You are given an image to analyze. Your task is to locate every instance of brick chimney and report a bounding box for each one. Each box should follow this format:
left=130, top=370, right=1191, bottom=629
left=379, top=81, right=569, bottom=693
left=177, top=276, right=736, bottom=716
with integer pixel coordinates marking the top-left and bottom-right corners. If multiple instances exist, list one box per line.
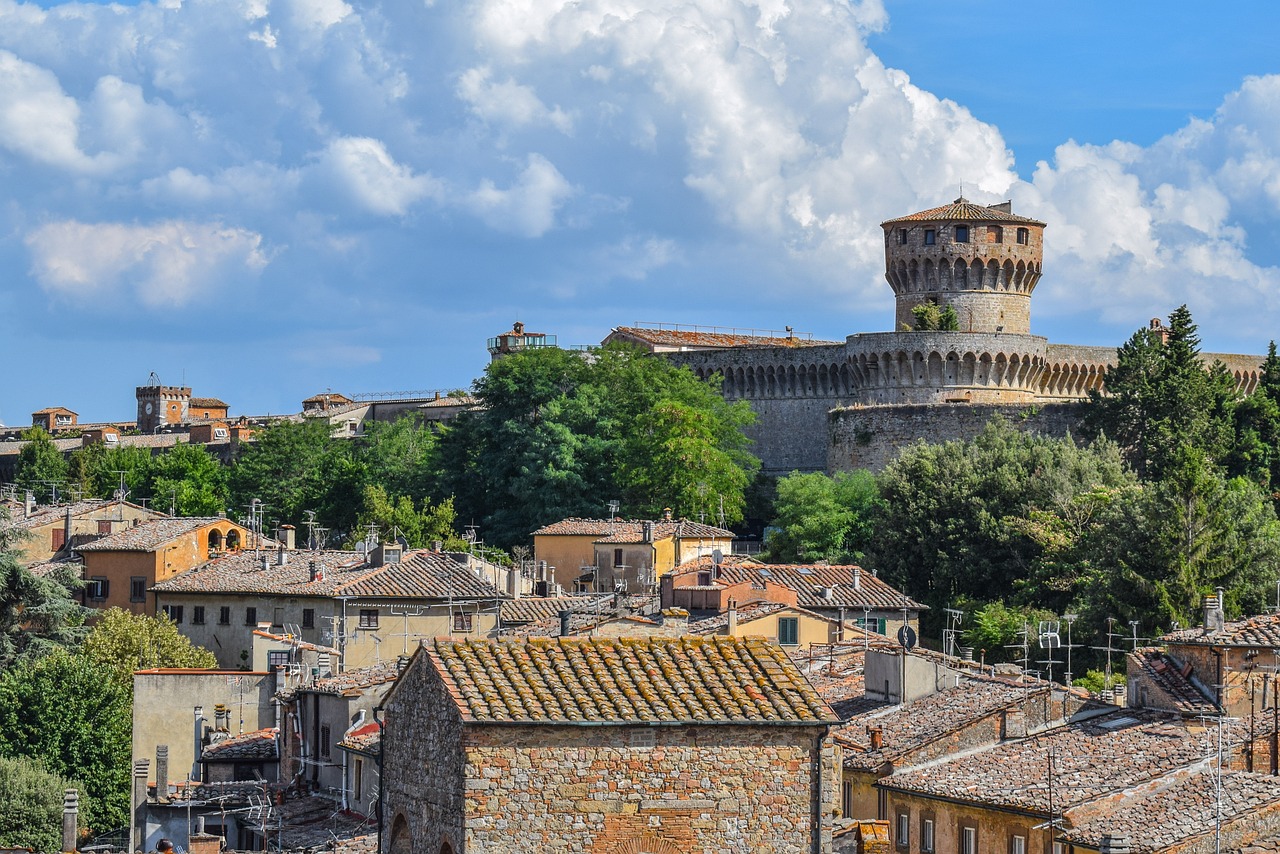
left=867, top=725, right=883, bottom=750
left=278, top=524, right=296, bottom=550
left=1203, top=591, right=1226, bottom=633
left=187, top=817, right=222, bottom=854
left=310, top=560, right=325, bottom=583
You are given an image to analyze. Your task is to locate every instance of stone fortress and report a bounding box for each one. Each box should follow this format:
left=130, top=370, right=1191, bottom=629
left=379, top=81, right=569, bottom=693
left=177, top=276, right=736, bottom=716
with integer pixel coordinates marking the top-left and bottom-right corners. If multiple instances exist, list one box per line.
left=607, top=198, right=1268, bottom=475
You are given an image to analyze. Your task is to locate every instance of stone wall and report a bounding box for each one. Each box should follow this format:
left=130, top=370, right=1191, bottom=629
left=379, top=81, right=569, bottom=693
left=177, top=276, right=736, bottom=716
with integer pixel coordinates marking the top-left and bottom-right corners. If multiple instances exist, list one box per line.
left=828, top=402, right=1087, bottom=473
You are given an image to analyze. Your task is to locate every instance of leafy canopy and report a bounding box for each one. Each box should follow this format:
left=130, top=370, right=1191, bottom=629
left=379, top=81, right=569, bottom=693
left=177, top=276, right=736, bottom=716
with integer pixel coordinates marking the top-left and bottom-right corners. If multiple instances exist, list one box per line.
left=81, top=608, right=217, bottom=683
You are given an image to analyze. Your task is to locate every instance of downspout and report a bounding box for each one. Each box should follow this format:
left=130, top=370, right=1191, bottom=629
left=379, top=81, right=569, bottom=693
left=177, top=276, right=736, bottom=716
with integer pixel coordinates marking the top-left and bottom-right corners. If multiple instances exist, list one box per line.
left=811, top=727, right=827, bottom=854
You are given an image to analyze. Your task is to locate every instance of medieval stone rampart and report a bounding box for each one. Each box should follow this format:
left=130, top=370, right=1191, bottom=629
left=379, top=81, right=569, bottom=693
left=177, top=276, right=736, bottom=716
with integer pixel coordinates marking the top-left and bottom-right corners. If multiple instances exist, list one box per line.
left=828, top=402, right=1088, bottom=473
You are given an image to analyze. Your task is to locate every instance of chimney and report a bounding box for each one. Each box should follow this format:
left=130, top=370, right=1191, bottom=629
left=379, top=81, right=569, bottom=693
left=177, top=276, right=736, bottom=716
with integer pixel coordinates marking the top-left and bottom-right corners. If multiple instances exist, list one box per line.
left=662, top=507, right=673, bottom=521
left=154, top=745, right=169, bottom=802
left=642, top=521, right=654, bottom=543
left=130, top=759, right=149, bottom=850
left=727, top=599, right=738, bottom=635
left=192, top=706, right=204, bottom=782
left=1113, top=682, right=1128, bottom=706
left=187, top=815, right=222, bottom=854
left=62, top=508, right=72, bottom=552
left=434, top=540, right=444, bottom=553
left=559, top=610, right=573, bottom=637
left=259, top=553, right=269, bottom=572
left=276, top=545, right=288, bottom=566
left=660, top=607, right=689, bottom=637
left=24, top=490, right=35, bottom=518
left=279, top=524, right=296, bottom=550
left=852, top=568, right=861, bottom=591
left=62, top=789, right=78, bottom=854
left=1100, top=835, right=1131, bottom=854
left=397, top=654, right=412, bottom=673
left=310, top=560, right=325, bottom=583
left=820, top=586, right=835, bottom=601
left=867, top=726, right=883, bottom=750
left=1003, top=709, right=1028, bottom=740
left=1203, top=592, right=1226, bottom=633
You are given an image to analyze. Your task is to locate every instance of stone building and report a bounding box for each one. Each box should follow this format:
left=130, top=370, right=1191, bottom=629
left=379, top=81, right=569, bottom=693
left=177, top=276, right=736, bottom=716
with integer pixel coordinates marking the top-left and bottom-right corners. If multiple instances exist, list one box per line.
left=5, top=497, right=164, bottom=564
left=380, top=635, right=842, bottom=854
left=630, top=198, right=1269, bottom=475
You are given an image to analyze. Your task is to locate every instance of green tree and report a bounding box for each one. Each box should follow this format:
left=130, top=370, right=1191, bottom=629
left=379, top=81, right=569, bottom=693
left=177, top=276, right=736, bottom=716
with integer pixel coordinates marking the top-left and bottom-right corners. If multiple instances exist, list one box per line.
left=910, top=303, right=959, bottom=331
left=0, top=755, right=81, bottom=854
left=80, top=608, right=217, bottom=682
left=352, top=485, right=423, bottom=548
left=147, top=443, right=228, bottom=516
left=962, top=600, right=1056, bottom=664
left=355, top=417, right=440, bottom=501
left=765, top=470, right=881, bottom=563
left=229, top=419, right=363, bottom=541
left=0, top=650, right=131, bottom=833
left=420, top=497, right=471, bottom=552
left=1086, top=306, right=1235, bottom=480
left=14, top=428, right=69, bottom=503
left=67, top=444, right=154, bottom=502
left=0, top=514, right=92, bottom=669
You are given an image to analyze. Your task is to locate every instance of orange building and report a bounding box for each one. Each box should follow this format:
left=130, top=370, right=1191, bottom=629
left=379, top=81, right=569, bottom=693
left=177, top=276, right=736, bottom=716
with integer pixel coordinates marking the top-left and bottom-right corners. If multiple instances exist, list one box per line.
left=76, top=516, right=256, bottom=615
left=189, top=398, right=229, bottom=421
left=31, top=407, right=78, bottom=432
left=188, top=422, right=230, bottom=444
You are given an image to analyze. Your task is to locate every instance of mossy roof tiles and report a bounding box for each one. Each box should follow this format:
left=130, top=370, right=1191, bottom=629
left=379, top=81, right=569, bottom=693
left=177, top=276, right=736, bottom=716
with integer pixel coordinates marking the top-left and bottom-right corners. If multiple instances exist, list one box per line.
left=428, top=635, right=839, bottom=725
left=881, top=197, right=1046, bottom=226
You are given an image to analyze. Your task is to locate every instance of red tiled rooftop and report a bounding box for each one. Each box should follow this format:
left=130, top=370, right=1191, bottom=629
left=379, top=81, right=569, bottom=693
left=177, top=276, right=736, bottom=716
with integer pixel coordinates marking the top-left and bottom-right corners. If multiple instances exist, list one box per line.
left=532, top=517, right=734, bottom=540
left=880, top=197, right=1045, bottom=226
left=610, top=326, right=841, bottom=349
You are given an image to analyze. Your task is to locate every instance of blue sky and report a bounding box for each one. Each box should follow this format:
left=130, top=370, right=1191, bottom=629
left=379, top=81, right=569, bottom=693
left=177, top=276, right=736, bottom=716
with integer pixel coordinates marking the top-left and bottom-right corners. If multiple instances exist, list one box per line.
left=2, top=0, right=1280, bottom=424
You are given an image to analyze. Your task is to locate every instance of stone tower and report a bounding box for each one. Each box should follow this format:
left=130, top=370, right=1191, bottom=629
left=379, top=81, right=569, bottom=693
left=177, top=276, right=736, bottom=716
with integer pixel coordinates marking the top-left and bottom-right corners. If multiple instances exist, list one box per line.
left=880, top=198, right=1045, bottom=334
left=136, top=372, right=191, bottom=433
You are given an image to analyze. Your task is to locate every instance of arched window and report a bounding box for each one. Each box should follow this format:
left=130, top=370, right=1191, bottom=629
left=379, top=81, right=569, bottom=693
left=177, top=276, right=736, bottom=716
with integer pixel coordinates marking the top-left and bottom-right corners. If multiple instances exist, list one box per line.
left=208, top=530, right=223, bottom=553
left=225, top=530, right=241, bottom=550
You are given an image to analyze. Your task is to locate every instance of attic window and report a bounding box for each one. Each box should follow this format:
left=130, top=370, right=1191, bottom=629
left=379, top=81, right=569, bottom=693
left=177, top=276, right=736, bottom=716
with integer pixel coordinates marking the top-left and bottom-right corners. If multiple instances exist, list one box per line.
left=213, top=428, right=228, bottom=440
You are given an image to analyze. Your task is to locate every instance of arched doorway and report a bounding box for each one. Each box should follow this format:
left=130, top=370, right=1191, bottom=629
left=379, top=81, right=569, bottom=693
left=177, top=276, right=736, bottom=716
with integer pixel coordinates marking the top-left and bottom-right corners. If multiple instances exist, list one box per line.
left=388, top=814, right=411, bottom=854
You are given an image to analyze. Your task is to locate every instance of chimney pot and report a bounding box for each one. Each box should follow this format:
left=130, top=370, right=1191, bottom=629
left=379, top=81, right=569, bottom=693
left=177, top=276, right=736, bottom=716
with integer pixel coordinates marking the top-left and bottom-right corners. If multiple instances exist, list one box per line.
left=154, top=745, right=169, bottom=802
left=277, top=545, right=287, bottom=566
left=62, top=789, right=78, bottom=854
left=852, top=567, right=861, bottom=591
left=867, top=726, right=883, bottom=750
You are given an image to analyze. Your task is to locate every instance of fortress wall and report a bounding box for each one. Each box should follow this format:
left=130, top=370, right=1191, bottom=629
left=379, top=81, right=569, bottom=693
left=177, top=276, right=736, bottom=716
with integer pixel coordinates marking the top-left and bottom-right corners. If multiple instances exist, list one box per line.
left=828, top=401, right=1088, bottom=473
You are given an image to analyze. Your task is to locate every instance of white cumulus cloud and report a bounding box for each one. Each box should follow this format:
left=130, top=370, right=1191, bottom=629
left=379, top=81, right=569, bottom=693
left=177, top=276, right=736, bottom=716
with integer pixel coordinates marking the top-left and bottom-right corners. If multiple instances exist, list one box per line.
left=315, top=136, right=441, bottom=217
left=465, top=153, right=575, bottom=237
left=26, top=219, right=270, bottom=307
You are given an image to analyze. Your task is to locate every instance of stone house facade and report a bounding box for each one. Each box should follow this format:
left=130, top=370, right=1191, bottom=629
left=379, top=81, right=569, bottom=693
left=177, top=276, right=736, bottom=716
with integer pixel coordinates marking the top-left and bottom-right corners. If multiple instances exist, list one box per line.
left=381, top=635, right=842, bottom=853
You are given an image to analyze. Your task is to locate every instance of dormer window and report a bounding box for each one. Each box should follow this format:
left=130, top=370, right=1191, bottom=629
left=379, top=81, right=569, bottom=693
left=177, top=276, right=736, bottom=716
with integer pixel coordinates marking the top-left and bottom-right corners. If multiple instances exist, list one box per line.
left=1017, top=227, right=1029, bottom=244
left=954, top=226, right=970, bottom=243
left=923, top=229, right=936, bottom=246
left=213, top=428, right=228, bottom=440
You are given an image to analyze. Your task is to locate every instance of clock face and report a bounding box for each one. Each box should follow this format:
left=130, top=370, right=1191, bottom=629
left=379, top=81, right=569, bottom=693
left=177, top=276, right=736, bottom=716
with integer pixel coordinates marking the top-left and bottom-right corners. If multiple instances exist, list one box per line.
left=145, top=402, right=153, bottom=414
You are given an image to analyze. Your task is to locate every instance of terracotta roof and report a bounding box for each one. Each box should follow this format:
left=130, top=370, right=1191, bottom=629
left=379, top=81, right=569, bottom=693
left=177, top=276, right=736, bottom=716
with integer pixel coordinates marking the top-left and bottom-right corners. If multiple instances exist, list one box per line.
left=1063, top=768, right=1280, bottom=853
left=201, top=728, right=278, bottom=762
left=11, top=499, right=157, bottom=530
left=189, top=397, right=228, bottom=408
left=24, top=557, right=83, bottom=578
left=880, top=197, right=1046, bottom=226
left=75, top=516, right=227, bottom=551
left=532, top=517, right=734, bottom=540
left=880, top=710, right=1211, bottom=812
left=609, top=326, right=841, bottom=349
left=338, top=721, right=381, bottom=754
left=306, top=662, right=400, bottom=695
left=500, top=595, right=615, bottom=624
left=426, top=636, right=840, bottom=725
left=675, top=560, right=926, bottom=612
left=32, top=406, right=77, bottom=415
left=1127, top=648, right=1217, bottom=715
left=1162, top=613, right=1280, bottom=648
left=153, top=548, right=502, bottom=600
left=837, top=677, right=1052, bottom=770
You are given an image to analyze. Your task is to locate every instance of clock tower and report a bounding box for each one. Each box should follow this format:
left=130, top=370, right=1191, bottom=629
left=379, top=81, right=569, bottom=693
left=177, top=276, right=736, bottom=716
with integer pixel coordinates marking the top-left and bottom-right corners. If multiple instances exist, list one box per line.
left=136, top=373, right=192, bottom=433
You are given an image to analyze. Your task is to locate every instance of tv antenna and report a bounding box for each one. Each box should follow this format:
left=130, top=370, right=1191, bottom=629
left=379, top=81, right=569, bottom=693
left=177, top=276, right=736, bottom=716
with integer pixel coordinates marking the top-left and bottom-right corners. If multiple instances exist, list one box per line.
left=942, top=607, right=964, bottom=659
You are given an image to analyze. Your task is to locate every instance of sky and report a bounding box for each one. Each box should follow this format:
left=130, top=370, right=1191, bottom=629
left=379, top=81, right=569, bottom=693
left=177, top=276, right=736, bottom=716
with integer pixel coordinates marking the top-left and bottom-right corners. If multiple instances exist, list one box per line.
left=2, top=0, right=1280, bottom=423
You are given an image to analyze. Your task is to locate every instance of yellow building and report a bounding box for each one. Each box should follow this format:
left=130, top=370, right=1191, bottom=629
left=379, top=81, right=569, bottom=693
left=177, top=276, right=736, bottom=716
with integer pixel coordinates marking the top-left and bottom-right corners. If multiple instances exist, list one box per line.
left=689, top=601, right=848, bottom=651
left=8, top=498, right=166, bottom=565
left=532, top=515, right=734, bottom=592
left=76, top=516, right=257, bottom=615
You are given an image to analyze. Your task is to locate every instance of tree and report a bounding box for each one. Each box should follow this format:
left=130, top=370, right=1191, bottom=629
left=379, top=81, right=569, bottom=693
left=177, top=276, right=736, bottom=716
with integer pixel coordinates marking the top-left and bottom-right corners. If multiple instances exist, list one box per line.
left=442, top=344, right=758, bottom=547
left=0, top=755, right=81, bottom=854
left=962, top=601, right=1056, bottom=664
left=1086, top=306, right=1235, bottom=480
left=147, top=443, right=228, bottom=516
left=0, top=650, right=131, bottom=833
left=352, top=485, right=423, bottom=548
left=910, top=303, right=959, bottom=331
left=765, top=470, right=881, bottom=563
left=0, top=513, right=92, bottom=669
left=67, top=444, right=154, bottom=502
left=14, top=428, right=69, bottom=503
left=229, top=419, right=363, bottom=542
left=80, top=608, right=217, bottom=682
left=355, top=417, right=440, bottom=502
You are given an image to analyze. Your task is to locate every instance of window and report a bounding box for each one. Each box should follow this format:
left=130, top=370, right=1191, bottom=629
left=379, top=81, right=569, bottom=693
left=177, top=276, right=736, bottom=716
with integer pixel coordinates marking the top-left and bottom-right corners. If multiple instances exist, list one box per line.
left=267, top=650, right=290, bottom=670
left=988, top=225, right=1003, bottom=243
left=354, top=757, right=363, bottom=796
left=359, top=610, right=379, bottom=629
left=1010, top=835, right=1026, bottom=854
left=219, top=606, right=231, bottom=625
left=961, top=826, right=977, bottom=854
left=1017, top=227, right=1029, bottom=244
left=697, top=571, right=712, bottom=586
left=302, top=608, right=315, bottom=629
left=51, top=529, right=65, bottom=551
left=898, top=228, right=908, bottom=244
left=273, top=607, right=284, bottom=628
left=87, top=577, right=109, bottom=601
left=320, top=725, right=331, bottom=759
left=192, top=606, right=206, bottom=625
left=98, top=520, right=112, bottom=535
left=130, top=577, right=146, bottom=602
left=613, top=548, right=624, bottom=568
left=896, top=813, right=910, bottom=849
left=841, top=781, right=853, bottom=819
left=954, top=225, right=970, bottom=243
left=778, top=617, right=799, bottom=646
left=162, top=604, right=184, bottom=624
left=213, top=428, right=228, bottom=440
left=245, top=606, right=257, bottom=625
left=453, top=612, right=474, bottom=632
left=924, top=229, right=936, bottom=245
left=922, top=819, right=935, bottom=853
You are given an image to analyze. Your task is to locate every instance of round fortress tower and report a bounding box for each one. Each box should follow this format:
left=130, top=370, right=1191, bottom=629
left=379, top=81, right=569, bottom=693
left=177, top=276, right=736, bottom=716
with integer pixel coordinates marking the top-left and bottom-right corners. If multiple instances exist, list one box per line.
left=880, top=198, right=1045, bottom=335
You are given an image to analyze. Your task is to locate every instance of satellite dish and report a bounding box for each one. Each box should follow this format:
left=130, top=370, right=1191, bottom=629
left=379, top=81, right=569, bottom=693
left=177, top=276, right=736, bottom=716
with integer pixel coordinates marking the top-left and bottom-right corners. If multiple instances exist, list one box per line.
left=355, top=541, right=368, bottom=556
left=897, top=625, right=918, bottom=650
left=711, top=549, right=723, bottom=565
left=396, top=535, right=409, bottom=550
